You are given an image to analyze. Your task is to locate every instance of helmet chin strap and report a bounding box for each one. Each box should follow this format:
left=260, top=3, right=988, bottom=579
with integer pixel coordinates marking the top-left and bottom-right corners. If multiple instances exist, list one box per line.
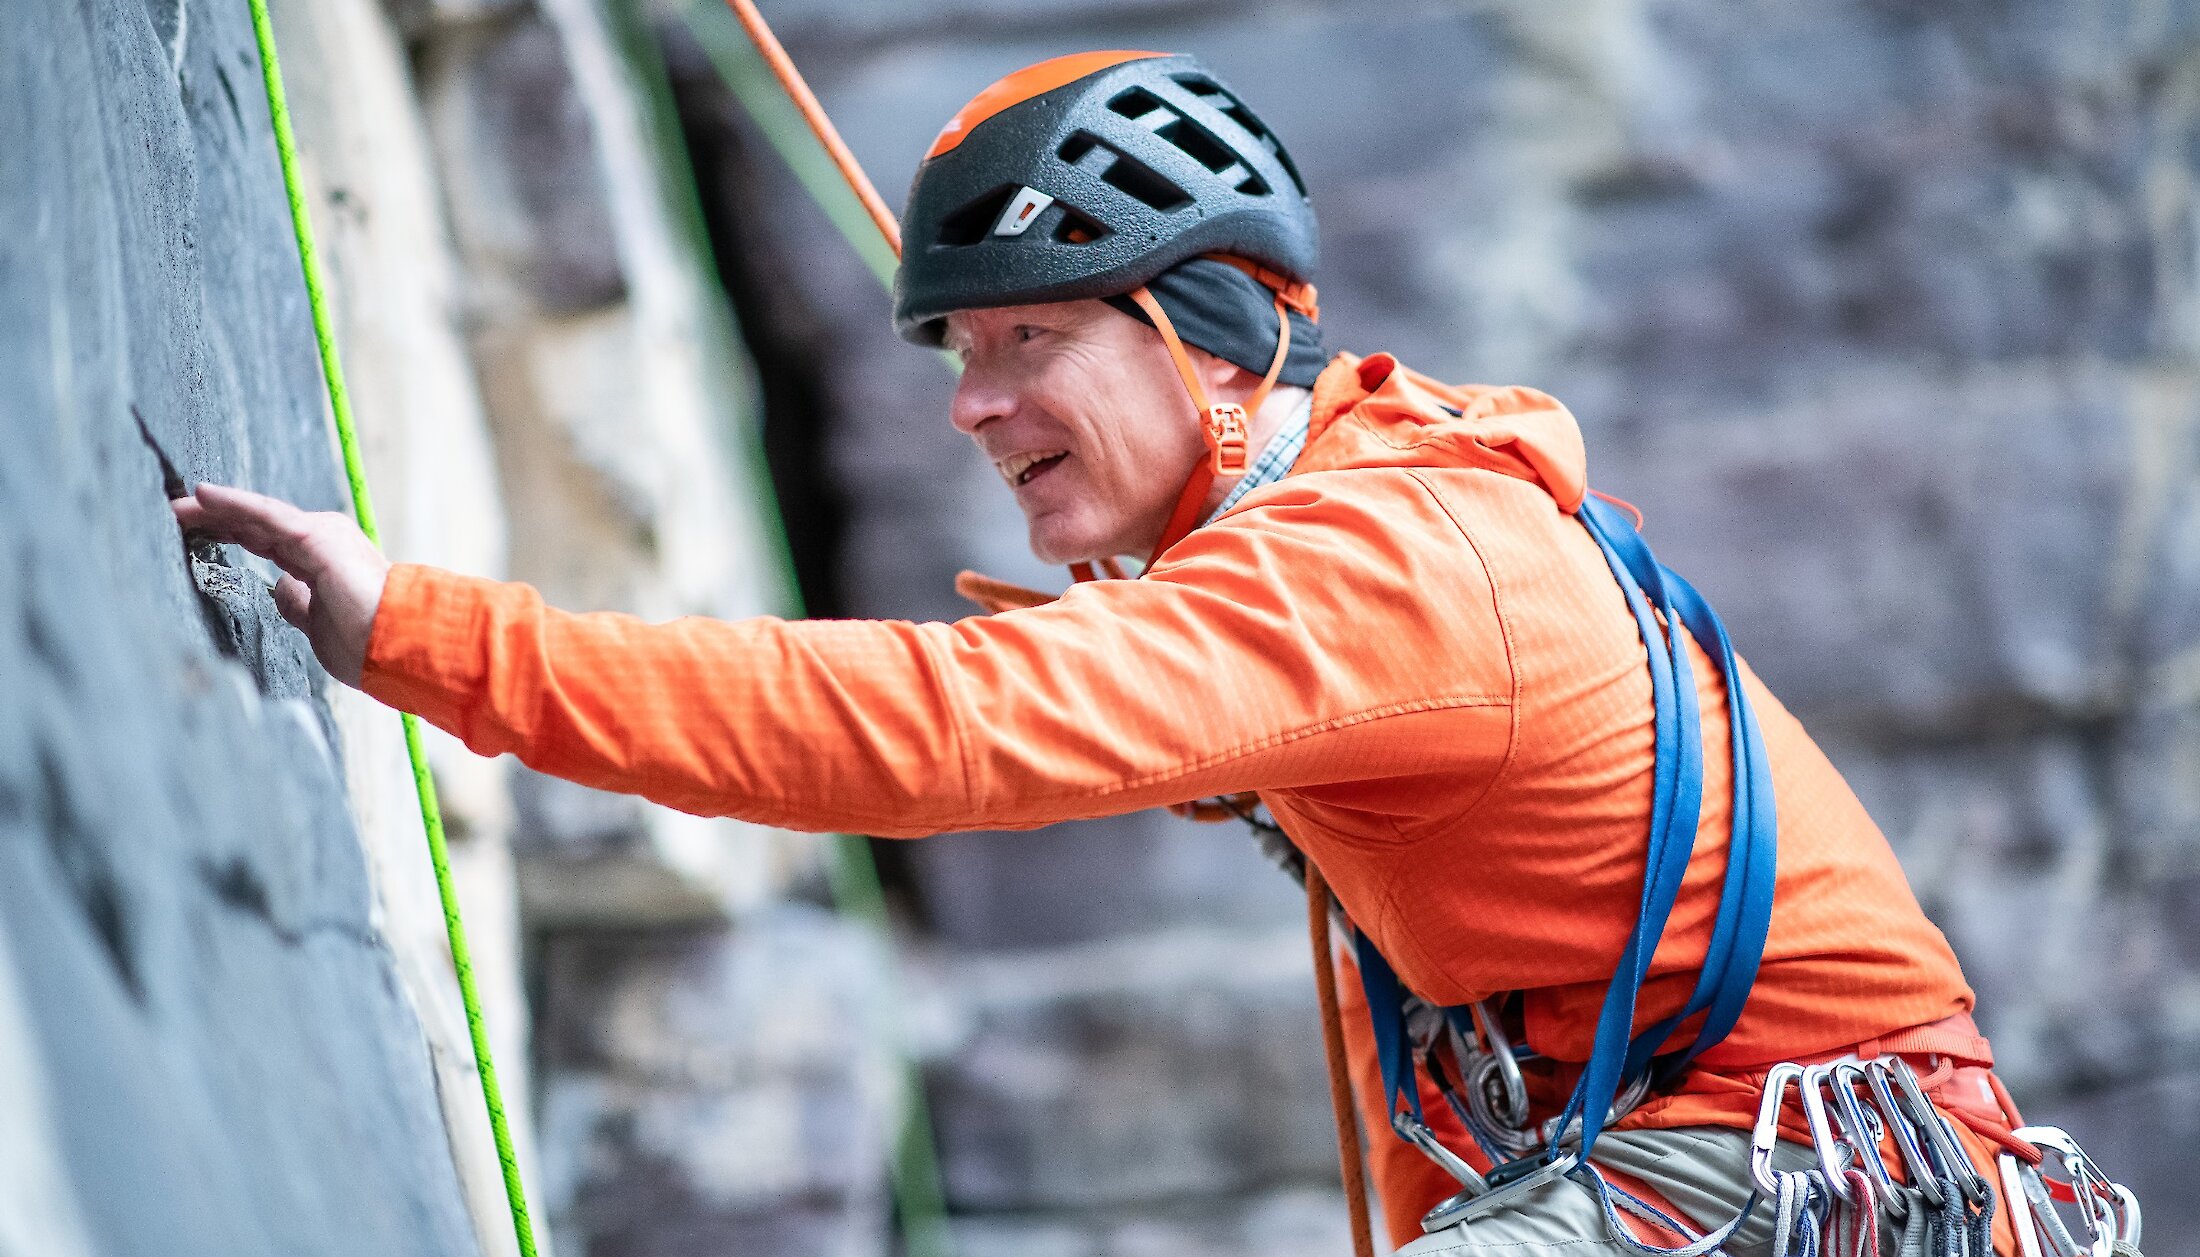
left=1069, top=283, right=1294, bottom=583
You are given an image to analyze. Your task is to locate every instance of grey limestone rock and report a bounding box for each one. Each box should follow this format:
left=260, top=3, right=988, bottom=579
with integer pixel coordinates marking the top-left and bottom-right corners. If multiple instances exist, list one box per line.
left=0, top=0, right=484, bottom=1252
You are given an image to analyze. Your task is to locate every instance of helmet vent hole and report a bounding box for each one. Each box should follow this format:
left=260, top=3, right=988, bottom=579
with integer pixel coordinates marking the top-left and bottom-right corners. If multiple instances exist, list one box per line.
left=1057, top=132, right=1113, bottom=173
left=1171, top=74, right=1308, bottom=198
left=1053, top=206, right=1109, bottom=245
left=1107, top=87, right=1171, bottom=123
left=1155, top=117, right=1235, bottom=176
left=935, top=184, right=1019, bottom=247
left=1095, top=145, right=1191, bottom=212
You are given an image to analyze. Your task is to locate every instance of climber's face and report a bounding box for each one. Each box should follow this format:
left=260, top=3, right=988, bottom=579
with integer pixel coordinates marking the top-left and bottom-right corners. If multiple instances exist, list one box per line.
left=945, top=300, right=1219, bottom=565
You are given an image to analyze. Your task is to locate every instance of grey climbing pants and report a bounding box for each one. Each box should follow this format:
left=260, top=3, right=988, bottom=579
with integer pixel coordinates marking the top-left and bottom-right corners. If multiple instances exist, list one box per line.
left=1396, top=1127, right=1933, bottom=1257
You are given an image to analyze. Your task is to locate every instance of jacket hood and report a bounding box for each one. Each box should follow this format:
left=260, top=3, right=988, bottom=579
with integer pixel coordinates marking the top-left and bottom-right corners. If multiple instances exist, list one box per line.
left=1296, top=352, right=1588, bottom=513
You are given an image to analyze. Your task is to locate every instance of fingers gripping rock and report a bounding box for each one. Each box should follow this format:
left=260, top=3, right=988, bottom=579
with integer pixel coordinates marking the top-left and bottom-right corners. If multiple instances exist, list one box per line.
left=172, top=483, right=391, bottom=688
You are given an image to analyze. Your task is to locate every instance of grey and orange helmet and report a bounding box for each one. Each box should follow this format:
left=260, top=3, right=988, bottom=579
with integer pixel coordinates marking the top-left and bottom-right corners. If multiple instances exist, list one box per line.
left=893, top=50, right=1319, bottom=346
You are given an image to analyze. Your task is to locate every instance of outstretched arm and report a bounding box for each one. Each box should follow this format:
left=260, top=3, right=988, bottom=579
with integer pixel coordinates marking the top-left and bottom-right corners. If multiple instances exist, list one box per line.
left=175, top=479, right=1513, bottom=836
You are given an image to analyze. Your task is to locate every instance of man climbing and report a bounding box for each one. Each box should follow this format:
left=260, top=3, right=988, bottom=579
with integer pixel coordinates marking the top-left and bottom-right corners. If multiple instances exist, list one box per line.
left=176, top=51, right=2137, bottom=1257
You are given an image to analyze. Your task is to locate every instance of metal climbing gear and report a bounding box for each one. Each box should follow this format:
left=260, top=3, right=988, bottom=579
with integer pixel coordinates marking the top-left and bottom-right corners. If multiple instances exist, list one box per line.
left=1833, top=1063, right=1900, bottom=1198
left=1866, top=1060, right=1946, bottom=1212
left=1802, top=1064, right=1860, bottom=1199
left=1999, top=1126, right=2142, bottom=1257
left=1756, top=1056, right=1989, bottom=1257
left=1886, top=1057, right=1996, bottom=1208
left=1466, top=1000, right=1531, bottom=1129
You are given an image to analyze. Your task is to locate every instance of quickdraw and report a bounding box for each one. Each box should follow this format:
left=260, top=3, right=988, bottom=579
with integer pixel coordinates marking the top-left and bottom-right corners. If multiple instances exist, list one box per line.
left=1747, top=1057, right=2150, bottom=1257
left=2000, top=1126, right=2143, bottom=1257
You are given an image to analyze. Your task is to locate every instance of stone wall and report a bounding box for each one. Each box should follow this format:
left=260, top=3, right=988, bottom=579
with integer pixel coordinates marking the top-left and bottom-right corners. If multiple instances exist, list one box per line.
left=657, top=0, right=2200, bottom=1251
left=3, top=1, right=885, bottom=1255
left=1, top=1, right=488, bottom=1252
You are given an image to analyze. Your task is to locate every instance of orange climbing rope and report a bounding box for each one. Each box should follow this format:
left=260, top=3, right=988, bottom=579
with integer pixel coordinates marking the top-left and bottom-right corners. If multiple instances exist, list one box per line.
left=1308, top=864, right=1379, bottom=1257
left=719, top=0, right=902, bottom=258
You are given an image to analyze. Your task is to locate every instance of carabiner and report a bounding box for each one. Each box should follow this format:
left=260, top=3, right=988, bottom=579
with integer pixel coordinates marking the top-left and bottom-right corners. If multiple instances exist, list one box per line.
left=1799, top=1064, right=1855, bottom=1200
left=1468, top=999, right=1530, bottom=1128
left=1537, top=1071, right=1654, bottom=1149
left=1752, top=1062, right=1807, bottom=1197
left=2015, top=1125, right=2139, bottom=1255
left=1393, top=1110, right=1491, bottom=1197
left=1830, top=1062, right=1897, bottom=1194
left=1862, top=1060, right=1944, bottom=1209
left=2000, top=1152, right=2049, bottom=1257
left=2011, top=1152, right=2089, bottom=1257
left=1885, top=1057, right=1993, bottom=1206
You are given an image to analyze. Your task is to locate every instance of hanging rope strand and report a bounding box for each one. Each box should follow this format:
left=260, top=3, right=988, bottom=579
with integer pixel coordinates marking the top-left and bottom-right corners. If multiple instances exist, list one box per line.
left=719, top=0, right=902, bottom=257
left=1307, top=865, right=1378, bottom=1257
left=242, top=2, right=538, bottom=1253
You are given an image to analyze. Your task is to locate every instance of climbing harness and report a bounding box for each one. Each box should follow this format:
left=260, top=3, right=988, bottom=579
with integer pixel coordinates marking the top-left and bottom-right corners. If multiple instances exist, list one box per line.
left=1328, top=487, right=1780, bottom=1247
left=243, top=1, right=537, bottom=1251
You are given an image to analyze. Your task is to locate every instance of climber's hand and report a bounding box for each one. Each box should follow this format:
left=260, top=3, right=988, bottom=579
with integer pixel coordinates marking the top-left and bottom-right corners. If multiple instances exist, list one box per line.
left=171, top=483, right=389, bottom=687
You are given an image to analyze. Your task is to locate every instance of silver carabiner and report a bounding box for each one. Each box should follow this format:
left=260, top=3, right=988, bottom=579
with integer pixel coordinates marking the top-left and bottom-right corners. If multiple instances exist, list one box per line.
left=2013, top=1152, right=2089, bottom=1257
left=2014, top=1125, right=2140, bottom=1255
left=1885, top=1056, right=1993, bottom=1206
left=1393, top=1110, right=1491, bottom=1197
left=1862, top=1060, right=1944, bottom=1209
left=1534, top=1069, right=1656, bottom=1151
left=2000, top=1152, right=2050, bottom=1257
left=1468, top=999, right=1530, bottom=1128
left=1830, top=1062, right=1898, bottom=1194
left=1799, top=1064, right=1855, bottom=1200
left=1752, top=1063, right=1807, bottom=1197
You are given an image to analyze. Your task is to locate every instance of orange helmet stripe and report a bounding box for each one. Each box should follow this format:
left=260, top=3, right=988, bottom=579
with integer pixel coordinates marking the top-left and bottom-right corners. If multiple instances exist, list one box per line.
left=926, top=50, right=1169, bottom=159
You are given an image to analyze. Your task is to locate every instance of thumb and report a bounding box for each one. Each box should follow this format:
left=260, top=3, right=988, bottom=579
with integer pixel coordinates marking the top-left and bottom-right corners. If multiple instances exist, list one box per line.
left=273, top=573, right=313, bottom=630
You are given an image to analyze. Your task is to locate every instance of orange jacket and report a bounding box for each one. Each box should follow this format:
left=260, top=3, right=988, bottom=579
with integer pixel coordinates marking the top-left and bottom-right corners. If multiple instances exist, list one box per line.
left=365, top=351, right=2001, bottom=1246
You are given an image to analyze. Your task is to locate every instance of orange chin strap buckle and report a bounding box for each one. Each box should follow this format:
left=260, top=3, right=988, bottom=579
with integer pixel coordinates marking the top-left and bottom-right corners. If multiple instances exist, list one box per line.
left=1206, top=403, right=1250, bottom=476
left=1101, top=277, right=1296, bottom=578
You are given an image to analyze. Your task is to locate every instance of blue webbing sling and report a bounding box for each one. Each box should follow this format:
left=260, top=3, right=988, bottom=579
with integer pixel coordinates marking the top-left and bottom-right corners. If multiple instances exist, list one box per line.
left=1352, top=490, right=1780, bottom=1230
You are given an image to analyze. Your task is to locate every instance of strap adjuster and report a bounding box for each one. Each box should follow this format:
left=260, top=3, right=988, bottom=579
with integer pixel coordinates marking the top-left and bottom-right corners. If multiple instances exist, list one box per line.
left=1206, top=404, right=1250, bottom=475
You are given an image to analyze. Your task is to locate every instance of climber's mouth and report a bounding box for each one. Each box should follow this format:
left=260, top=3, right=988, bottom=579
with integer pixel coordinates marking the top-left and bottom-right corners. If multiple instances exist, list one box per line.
left=997, top=449, right=1068, bottom=489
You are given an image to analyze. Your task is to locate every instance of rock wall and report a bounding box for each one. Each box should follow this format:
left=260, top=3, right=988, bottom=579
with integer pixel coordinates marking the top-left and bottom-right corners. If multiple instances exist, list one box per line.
left=657, top=0, right=2200, bottom=1251
left=3, top=1, right=875, bottom=1255
left=0, top=1, right=486, bottom=1252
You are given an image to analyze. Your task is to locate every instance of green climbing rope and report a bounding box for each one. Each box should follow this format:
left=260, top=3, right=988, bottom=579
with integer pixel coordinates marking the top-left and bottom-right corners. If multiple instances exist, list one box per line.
left=243, top=3, right=539, bottom=1254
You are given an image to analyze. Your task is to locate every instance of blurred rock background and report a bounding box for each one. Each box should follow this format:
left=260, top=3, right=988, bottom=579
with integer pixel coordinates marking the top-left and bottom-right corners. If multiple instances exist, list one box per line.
left=3, top=1, right=2195, bottom=1256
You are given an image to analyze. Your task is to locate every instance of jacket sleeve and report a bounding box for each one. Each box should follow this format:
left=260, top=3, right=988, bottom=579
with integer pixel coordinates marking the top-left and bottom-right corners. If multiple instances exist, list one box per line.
left=360, top=475, right=1515, bottom=836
